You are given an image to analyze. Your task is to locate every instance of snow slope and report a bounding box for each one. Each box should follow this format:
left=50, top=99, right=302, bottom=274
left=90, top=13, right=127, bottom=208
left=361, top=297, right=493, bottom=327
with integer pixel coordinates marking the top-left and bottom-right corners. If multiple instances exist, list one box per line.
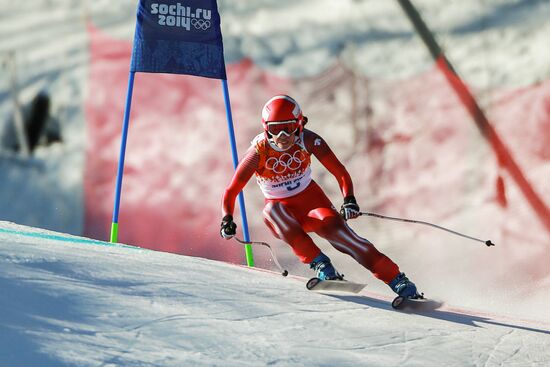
left=1, top=221, right=549, bottom=367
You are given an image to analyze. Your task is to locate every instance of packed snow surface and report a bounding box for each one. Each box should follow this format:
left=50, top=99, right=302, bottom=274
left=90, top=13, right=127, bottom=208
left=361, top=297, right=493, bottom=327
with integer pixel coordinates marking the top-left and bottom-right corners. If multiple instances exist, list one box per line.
left=1, top=221, right=549, bottom=366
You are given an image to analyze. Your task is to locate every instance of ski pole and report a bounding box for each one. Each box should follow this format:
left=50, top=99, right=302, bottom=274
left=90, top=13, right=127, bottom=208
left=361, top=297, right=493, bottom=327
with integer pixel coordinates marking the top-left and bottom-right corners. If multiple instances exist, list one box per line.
left=233, top=237, right=289, bottom=276
left=359, top=212, right=495, bottom=247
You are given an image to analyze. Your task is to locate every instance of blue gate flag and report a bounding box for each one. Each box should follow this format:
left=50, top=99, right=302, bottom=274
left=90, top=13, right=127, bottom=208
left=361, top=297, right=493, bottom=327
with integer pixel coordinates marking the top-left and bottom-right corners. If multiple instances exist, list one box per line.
left=131, top=0, right=227, bottom=79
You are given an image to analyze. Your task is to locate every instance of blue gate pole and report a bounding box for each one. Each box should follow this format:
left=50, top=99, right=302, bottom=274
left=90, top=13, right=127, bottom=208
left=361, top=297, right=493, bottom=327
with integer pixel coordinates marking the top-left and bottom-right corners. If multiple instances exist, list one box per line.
left=221, top=79, right=254, bottom=266
left=110, top=71, right=136, bottom=243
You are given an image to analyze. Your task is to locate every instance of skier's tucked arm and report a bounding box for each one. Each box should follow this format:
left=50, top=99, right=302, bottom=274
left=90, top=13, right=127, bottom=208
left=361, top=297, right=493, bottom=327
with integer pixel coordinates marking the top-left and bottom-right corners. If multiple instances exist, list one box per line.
left=222, top=145, right=259, bottom=216
left=305, top=131, right=360, bottom=220
left=305, top=131, right=353, bottom=197
left=220, top=146, right=259, bottom=238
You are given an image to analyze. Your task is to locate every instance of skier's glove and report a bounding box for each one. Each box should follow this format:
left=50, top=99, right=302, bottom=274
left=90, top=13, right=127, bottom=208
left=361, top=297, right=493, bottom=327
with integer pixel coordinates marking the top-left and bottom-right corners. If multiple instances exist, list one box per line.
left=340, top=196, right=360, bottom=221
left=220, top=214, right=237, bottom=240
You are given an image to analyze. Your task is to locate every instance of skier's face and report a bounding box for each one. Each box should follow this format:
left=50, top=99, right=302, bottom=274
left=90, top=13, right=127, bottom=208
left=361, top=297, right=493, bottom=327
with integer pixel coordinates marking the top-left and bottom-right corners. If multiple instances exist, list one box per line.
left=271, top=133, right=294, bottom=150
left=267, top=120, right=298, bottom=150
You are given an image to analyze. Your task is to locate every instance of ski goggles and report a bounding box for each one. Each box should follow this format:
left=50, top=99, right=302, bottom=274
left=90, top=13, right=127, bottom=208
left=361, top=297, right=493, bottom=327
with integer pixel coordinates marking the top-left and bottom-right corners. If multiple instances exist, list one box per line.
left=266, top=120, right=299, bottom=138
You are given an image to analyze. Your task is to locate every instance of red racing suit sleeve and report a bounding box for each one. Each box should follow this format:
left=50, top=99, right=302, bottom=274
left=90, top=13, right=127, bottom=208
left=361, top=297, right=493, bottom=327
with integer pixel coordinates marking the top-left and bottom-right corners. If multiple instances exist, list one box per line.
left=222, top=145, right=260, bottom=216
left=304, top=130, right=354, bottom=198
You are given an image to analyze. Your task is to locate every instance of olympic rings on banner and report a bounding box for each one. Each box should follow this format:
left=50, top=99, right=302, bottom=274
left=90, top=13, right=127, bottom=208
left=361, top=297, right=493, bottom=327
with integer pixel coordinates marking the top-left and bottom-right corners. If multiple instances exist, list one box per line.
left=191, top=19, right=211, bottom=30
left=265, top=151, right=307, bottom=174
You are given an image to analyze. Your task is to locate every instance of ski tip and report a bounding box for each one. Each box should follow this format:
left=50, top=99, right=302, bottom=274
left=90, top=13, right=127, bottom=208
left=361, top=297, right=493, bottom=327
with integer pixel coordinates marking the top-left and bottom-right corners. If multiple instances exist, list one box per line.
left=391, top=296, right=404, bottom=309
left=306, top=277, right=320, bottom=290
left=392, top=293, right=425, bottom=309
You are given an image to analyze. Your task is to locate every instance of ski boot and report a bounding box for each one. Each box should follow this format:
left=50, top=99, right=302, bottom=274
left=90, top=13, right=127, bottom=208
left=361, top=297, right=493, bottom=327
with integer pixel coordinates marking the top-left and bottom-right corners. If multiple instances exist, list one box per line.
left=389, top=272, right=423, bottom=309
left=306, top=252, right=357, bottom=291
left=309, top=253, right=343, bottom=281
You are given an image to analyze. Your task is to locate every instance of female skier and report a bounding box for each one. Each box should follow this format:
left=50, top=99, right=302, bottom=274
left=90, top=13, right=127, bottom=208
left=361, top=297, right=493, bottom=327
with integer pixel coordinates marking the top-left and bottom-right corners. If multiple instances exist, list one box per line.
left=220, top=95, right=418, bottom=298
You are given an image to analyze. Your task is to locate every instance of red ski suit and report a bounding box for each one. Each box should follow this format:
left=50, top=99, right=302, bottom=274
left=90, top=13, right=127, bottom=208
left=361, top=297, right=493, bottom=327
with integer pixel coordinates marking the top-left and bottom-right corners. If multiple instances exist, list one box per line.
left=222, top=129, right=400, bottom=284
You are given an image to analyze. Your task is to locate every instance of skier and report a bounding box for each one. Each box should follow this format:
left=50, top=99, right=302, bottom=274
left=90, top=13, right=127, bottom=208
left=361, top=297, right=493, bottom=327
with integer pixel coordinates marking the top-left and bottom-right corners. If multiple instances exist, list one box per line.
left=220, top=95, right=418, bottom=298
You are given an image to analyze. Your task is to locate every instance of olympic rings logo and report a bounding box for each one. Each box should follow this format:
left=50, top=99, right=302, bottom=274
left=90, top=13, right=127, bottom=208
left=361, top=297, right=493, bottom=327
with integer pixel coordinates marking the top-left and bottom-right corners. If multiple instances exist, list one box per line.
left=265, top=151, right=307, bottom=174
left=191, top=18, right=211, bottom=30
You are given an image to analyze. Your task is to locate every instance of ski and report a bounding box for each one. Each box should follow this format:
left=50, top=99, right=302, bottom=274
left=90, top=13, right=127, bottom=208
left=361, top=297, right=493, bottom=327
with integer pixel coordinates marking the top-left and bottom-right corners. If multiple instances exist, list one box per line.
left=306, top=277, right=366, bottom=294
left=391, top=292, right=426, bottom=309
